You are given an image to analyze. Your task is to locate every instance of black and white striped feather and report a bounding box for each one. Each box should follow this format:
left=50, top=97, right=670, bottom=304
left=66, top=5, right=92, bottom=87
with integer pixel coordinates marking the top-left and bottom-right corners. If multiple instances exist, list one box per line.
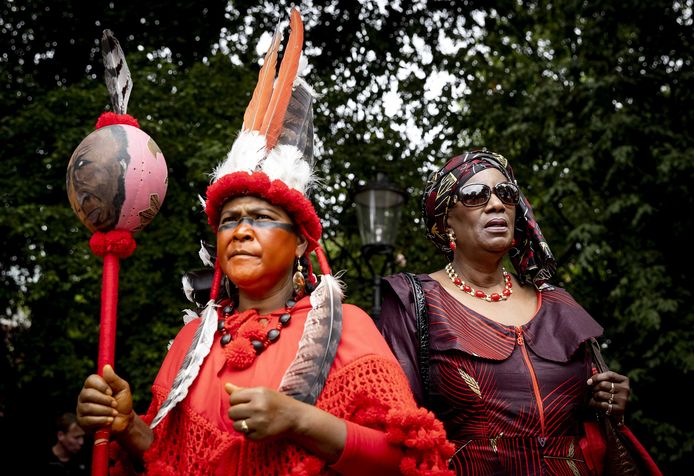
left=260, top=73, right=317, bottom=194
left=278, top=274, right=343, bottom=404
left=276, top=76, right=315, bottom=167
left=101, top=29, right=132, bottom=115
left=150, top=300, right=217, bottom=428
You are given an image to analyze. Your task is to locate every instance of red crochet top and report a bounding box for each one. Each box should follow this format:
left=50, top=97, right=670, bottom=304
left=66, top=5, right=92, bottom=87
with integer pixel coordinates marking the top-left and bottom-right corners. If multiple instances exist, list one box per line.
left=111, top=298, right=454, bottom=475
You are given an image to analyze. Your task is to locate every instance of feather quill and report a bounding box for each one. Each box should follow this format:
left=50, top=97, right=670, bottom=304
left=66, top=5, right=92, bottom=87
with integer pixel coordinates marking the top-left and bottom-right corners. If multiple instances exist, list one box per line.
left=101, top=30, right=132, bottom=115
left=150, top=301, right=218, bottom=428
left=278, top=274, right=343, bottom=404
left=243, top=26, right=283, bottom=132
left=260, top=8, right=304, bottom=151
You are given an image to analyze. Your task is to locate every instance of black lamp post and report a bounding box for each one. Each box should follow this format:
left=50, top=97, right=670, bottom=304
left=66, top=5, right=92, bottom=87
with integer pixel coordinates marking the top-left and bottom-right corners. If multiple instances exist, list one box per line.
left=354, top=173, right=406, bottom=321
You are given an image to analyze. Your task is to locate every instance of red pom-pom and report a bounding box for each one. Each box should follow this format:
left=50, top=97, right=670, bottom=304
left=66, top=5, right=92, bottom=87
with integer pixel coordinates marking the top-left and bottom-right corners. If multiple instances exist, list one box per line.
left=95, top=112, right=140, bottom=129
left=89, top=230, right=137, bottom=258
left=224, top=338, right=256, bottom=370
left=241, top=321, right=265, bottom=341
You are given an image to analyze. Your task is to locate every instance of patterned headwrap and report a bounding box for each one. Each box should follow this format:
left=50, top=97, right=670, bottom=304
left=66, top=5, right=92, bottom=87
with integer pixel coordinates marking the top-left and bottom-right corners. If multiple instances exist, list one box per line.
left=422, top=149, right=556, bottom=289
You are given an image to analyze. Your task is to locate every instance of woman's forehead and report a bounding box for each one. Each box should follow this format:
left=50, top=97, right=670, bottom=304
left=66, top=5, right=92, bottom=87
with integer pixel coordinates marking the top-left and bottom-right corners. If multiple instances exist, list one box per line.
left=462, top=167, right=507, bottom=185
left=221, top=196, right=290, bottom=218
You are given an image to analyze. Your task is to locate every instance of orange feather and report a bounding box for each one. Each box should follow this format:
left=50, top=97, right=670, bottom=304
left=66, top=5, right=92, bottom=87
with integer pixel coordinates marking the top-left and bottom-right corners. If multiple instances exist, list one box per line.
left=260, top=8, right=304, bottom=150
left=242, top=27, right=282, bottom=131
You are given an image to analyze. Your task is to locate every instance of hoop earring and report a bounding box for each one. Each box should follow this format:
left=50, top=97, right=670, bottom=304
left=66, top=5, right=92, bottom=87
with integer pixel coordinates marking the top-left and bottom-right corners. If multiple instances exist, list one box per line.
left=293, top=258, right=306, bottom=297
left=447, top=230, right=457, bottom=251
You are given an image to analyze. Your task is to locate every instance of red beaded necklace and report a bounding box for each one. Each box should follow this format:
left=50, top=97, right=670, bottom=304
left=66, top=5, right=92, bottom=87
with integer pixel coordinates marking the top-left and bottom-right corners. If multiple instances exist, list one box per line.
left=217, top=298, right=296, bottom=370
left=445, top=262, right=513, bottom=302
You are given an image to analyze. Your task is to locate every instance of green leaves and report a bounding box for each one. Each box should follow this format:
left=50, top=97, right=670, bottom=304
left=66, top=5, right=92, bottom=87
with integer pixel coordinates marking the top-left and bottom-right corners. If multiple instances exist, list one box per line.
left=1, top=1, right=692, bottom=471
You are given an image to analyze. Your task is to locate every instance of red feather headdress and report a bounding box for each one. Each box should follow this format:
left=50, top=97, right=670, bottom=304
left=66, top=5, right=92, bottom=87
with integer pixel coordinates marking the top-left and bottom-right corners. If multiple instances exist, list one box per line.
left=205, top=9, right=318, bottom=245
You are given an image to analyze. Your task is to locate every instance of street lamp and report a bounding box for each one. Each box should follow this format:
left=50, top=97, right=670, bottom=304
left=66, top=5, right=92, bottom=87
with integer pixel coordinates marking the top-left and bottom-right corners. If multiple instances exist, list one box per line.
left=354, top=173, right=406, bottom=321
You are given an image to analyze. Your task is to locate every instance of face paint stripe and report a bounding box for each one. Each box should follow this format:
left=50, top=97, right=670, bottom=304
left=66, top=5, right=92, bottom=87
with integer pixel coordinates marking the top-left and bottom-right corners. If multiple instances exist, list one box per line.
left=218, top=216, right=296, bottom=233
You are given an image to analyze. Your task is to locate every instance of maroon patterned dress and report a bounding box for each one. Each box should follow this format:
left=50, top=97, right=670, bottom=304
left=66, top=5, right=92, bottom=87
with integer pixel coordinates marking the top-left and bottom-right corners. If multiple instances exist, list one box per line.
left=380, top=273, right=603, bottom=475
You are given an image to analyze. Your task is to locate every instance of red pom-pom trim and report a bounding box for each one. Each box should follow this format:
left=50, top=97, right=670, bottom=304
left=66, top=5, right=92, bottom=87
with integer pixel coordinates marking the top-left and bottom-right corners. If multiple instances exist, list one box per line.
left=95, top=112, right=141, bottom=129
left=290, top=456, right=324, bottom=475
left=205, top=171, right=322, bottom=252
left=89, top=230, right=137, bottom=258
left=143, top=452, right=176, bottom=476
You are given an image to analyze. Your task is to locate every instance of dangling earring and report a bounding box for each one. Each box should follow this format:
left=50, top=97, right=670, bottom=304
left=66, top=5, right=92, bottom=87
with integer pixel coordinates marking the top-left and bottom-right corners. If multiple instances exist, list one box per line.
left=293, top=258, right=306, bottom=297
left=447, top=230, right=457, bottom=251
left=223, top=275, right=233, bottom=299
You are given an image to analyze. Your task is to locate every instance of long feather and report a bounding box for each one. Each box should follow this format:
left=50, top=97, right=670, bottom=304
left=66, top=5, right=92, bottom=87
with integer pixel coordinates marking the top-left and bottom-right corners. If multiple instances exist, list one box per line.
left=276, top=77, right=315, bottom=164
left=243, top=26, right=283, bottom=131
left=278, top=274, right=343, bottom=404
left=260, top=8, right=304, bottom=151
left=150, top=301, right=218, bottom=428
left=101, top=30, right=132, bottom=115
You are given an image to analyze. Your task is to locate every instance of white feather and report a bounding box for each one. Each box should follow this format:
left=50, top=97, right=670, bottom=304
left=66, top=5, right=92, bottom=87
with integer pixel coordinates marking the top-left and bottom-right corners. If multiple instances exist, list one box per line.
left=150, top=300, right=218, bottom=429
left=297, top=53, right=309, bottom=77
left=182, top=275, right=195, bottom=303
left=262, top=144, right=314, bottom=193
left=182, top=309, right=199, bottom=324
left=198, top=241, right=214, bottom=267
left=213, top=131, right=267, bottom=181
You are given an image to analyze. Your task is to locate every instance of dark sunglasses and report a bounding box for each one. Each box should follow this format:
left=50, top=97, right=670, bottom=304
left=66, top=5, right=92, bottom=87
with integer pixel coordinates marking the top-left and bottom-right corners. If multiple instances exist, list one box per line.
left=455, top=182, right=520, bottom=207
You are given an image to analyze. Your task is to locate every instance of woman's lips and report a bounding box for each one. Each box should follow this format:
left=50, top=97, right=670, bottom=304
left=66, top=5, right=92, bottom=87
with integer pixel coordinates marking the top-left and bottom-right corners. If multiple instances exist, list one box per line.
left=229, top=250, right=258, bottom=259
left=485, top=217, right=507, bottom=227
left=484, top=218, right=508, bottom=232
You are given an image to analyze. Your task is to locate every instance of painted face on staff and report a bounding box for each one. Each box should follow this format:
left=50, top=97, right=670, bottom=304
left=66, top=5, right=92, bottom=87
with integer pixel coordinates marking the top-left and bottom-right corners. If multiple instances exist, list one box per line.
left=217, top=196, right=307, bottom=297
left=66, top=126, right=129, bottom=232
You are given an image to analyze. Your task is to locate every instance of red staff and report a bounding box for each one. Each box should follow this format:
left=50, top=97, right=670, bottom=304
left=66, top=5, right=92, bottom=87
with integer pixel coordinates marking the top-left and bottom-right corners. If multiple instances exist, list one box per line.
left=66, top=30, right=168, bottom=475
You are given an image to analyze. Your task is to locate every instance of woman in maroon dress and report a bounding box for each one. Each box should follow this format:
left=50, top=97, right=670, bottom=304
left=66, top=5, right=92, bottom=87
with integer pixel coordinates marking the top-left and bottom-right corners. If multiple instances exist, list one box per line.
left=379, top=150, right=637, bottom=475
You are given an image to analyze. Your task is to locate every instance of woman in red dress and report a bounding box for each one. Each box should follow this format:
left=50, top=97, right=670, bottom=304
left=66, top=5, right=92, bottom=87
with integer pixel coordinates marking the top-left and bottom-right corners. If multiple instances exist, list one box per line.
left=75, top=9, right=453, bottom=475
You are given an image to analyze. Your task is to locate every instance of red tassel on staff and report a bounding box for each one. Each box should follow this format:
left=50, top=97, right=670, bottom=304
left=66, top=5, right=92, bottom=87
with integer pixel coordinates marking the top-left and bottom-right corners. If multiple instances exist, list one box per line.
left=89, top=230, right=136, bottom=476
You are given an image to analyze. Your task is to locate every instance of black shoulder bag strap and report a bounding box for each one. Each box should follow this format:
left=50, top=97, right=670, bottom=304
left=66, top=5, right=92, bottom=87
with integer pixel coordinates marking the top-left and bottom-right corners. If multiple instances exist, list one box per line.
left=402, top=272, right=430, bottom=405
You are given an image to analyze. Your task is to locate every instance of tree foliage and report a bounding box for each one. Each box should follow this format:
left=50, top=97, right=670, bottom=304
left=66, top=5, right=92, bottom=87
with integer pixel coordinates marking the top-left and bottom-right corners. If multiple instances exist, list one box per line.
left=1, top=0, right=692, bottom=471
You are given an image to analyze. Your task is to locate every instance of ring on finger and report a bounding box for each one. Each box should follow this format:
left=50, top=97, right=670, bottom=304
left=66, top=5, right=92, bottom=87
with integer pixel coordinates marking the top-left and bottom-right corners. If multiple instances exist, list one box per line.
left=606, top=403, right=613, bottom=416
left=610, top=382, right=615, bottom=394
left=608, top=393, right=614, bottom=405
left=240, top=419, right=249, bottom=433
